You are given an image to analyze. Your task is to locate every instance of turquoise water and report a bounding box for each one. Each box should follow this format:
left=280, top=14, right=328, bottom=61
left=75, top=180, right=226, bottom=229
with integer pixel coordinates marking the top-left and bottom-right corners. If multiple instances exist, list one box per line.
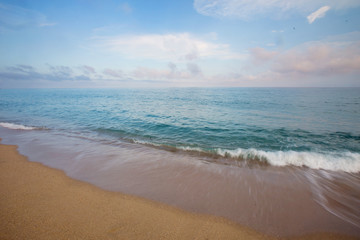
left=1, top=88, right=360, bottom=172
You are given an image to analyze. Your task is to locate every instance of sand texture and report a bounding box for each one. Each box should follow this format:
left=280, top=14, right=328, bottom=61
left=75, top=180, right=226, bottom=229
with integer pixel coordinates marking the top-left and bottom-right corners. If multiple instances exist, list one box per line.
left=0, top=142, right=357, bottom=240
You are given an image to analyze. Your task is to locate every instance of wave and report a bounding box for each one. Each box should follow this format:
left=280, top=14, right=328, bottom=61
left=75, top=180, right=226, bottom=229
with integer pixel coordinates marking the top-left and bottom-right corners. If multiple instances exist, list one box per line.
left=3, top=122, right=359, bottom=173
left=215, top=148, right=360, bottom=173
left=132, top=141, right=360, bottom=173
left=0, top=122, right=44, bottom=131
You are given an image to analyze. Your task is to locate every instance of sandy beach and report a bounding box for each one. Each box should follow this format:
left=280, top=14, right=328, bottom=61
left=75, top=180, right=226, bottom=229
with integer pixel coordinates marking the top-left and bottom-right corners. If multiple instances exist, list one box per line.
left=0, top=141, right=358, bottom=240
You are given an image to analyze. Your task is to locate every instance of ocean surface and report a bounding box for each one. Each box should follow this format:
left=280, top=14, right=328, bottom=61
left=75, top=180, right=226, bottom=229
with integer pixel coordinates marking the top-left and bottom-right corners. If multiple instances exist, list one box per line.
left=0, top=88, right=360, bottom=236
left=1, top=88, right=360, bottom=171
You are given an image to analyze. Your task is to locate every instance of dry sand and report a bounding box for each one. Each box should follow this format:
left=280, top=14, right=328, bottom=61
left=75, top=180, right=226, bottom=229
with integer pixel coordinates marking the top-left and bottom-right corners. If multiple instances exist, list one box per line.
left=0, top=141, right=357, bottom=240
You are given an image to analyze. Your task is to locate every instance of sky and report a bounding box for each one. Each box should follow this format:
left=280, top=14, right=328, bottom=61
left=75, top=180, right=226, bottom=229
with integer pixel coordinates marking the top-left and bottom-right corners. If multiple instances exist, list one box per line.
left=0, top=0, right=359, bottom=88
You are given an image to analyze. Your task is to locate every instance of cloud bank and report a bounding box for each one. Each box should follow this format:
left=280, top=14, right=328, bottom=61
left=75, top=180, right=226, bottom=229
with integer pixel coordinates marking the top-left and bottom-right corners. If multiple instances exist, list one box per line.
left=0, top=62, right=206, bottom=88
left=274, top=43, right=360, bottom=75
left=0, top=64, right=92, bottom=83
left=1, top=32, right=359, bottom=88
left=247, top=37, right=360, bottom=85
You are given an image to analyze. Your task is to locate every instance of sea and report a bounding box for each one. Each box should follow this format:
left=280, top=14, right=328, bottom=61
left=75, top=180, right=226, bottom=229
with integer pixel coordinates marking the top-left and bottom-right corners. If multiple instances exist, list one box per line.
left=0, top=88, right=359, bottom=236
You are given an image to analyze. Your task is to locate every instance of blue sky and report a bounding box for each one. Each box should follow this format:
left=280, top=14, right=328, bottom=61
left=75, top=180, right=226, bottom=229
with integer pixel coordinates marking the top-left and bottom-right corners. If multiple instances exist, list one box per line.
left=0, top=0, right=359, bottom=88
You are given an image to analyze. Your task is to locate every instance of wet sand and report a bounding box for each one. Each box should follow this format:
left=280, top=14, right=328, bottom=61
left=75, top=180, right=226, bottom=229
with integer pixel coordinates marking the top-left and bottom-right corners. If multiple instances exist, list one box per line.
left=0, top=141, right=358, bottom=240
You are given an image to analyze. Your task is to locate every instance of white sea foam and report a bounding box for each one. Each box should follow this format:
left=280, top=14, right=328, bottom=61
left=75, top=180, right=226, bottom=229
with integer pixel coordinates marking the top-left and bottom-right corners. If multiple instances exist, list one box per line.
left=177, top=146, right=204, bottom=152
left=130, top=140, right=360, bottom=173
left=0, top=122, right=39, bottom=130
left=215, top=148, right=360, bottom=173
left=132, top=139, right=162, bottom=147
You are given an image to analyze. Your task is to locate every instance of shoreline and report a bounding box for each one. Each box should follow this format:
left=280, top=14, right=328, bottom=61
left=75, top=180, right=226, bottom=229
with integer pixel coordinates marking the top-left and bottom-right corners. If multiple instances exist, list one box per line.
left=0, top=141, right=358, bottom=239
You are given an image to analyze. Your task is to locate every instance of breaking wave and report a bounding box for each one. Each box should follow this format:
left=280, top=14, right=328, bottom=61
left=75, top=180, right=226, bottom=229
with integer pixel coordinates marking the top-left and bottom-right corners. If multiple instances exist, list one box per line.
left=215, top=148, right=360, bottom=173
left=138, top=142, right=360, bottom=173
left=0, top=122, right=44, bottom=131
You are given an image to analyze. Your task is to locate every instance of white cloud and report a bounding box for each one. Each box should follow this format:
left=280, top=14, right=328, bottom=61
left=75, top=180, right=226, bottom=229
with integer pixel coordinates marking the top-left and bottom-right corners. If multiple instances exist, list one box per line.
left=96, top=33, right=243, bottom=61
left=307, top=6, right=330, bottom=24
left=193, top=0, right=360, bottom=19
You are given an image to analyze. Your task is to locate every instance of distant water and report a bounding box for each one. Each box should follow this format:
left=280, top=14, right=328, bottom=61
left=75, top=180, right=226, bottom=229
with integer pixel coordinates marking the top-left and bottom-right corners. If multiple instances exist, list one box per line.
left=1, top=88, right=359, bottom=172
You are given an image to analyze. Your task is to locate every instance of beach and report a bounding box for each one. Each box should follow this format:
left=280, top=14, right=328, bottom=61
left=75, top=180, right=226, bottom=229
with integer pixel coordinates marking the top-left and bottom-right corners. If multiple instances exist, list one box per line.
left=0, top=0, right=359, bottom=237
left=0, top=141, right=266, bottom=240
left=0, top=88, right=359, bottom=239
left=0, top=141, right=358, bottom=240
